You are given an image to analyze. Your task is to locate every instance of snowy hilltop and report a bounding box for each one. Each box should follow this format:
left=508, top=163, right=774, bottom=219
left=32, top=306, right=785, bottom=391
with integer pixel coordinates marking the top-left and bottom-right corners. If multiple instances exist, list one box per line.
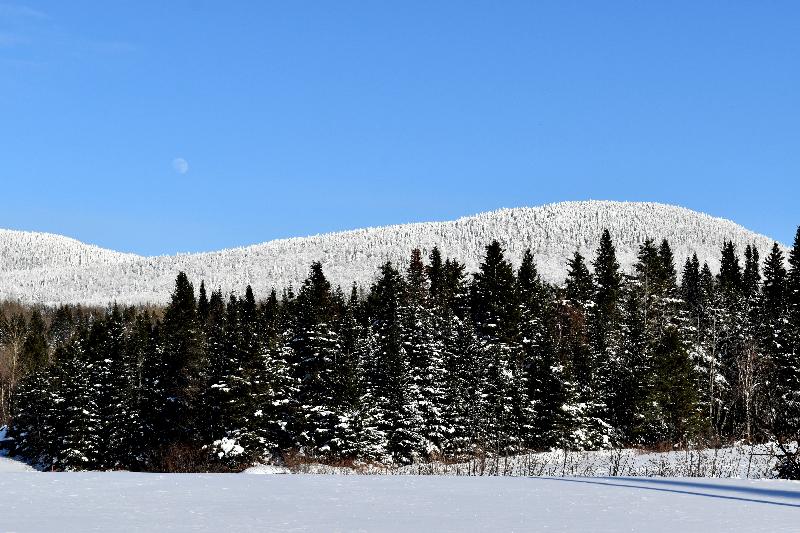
left=0, top=201, right=785, bottom=305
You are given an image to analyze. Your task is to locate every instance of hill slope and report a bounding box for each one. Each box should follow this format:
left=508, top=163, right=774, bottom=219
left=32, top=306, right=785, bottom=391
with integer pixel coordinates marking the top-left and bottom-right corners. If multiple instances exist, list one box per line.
left=0, top=201, right=785, bottom=305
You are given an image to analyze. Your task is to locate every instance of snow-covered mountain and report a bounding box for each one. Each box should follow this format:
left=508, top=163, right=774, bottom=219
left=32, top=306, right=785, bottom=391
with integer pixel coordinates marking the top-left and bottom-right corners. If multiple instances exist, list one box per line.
left=0, top=201, right=786, bottom=306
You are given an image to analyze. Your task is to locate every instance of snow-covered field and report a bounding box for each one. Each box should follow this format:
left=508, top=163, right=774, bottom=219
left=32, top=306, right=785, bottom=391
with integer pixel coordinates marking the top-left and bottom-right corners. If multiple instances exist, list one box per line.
left=0, top=472, right=798, bottom=532
left=0, top=454, right=35, bottom=472
left=1, top=448, right=796, bottom=531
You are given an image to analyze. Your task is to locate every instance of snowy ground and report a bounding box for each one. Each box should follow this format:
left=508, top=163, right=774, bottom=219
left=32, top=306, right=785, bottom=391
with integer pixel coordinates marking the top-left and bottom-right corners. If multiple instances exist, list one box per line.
left=0, top=472, right=798, bottom=532
left=0, top=454, right=34, bottom=472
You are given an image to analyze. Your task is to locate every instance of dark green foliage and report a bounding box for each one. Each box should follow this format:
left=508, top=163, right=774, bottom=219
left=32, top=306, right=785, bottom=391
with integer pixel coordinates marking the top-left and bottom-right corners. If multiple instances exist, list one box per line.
left=21, top=310, right=49, bottom=373
left=159, top=272, right=204, bottom=446
left=471, top=240, right=519, bottom=343
left=644, top=327, right=700, bottom=444
left=7, top=226, right=800, bottom=471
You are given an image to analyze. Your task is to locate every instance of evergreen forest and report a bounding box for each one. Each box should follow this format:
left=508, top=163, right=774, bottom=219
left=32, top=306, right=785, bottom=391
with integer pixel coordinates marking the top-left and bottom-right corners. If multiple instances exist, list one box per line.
left=2, top=227, right=800, bottom=473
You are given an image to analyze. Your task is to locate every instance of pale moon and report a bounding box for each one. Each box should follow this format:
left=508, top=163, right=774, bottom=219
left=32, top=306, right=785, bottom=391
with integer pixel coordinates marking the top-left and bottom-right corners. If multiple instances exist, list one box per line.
left=172, top=157, right=189, bottom=174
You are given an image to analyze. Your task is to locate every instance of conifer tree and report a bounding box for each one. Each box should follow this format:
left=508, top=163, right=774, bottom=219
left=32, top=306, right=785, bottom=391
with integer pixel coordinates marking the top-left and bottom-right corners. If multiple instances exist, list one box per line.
left=644, top=326, right=700, bottom=444
left=590, top=230, right=624, bottom=440
left=471, top=240, right=519, bottom=343
left=759, top=243, right=793, bottom=439
left=681, top=254, right=702, bottom=318
left=366, top=262, right=421, bottom=463
left=712, top=242, right=746, bottom=437
left=403, top=249, right=446, bottom=457
left=200, top=289, right=227, bottom=445
left=291, top=262, right=343, bottom=458
left=159, top=272, right=204, bottom=447
left=21, top=310, right=49, bottom=373
left=516, top=249, right=556, bottom=447
left=565, top=252, right=594, bottom=311
left=55, top=326, right=100, bottom=470
left=118, top=311, right=155, bottom=469
left=471, top=242, right=527, bottom=453
left=789, top=228, right=800, bottom=363
left=90, top=306, right=127, bottom=468
left=556, top=252, right=598, bottom=447
left=777, top=228, right=800, bottom=438
left=197, top=281, right=210, bottom=323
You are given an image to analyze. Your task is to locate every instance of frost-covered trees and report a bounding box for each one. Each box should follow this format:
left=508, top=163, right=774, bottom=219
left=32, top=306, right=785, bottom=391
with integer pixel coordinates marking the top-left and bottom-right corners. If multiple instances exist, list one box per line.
left=6, top=225, right=800, bottom=471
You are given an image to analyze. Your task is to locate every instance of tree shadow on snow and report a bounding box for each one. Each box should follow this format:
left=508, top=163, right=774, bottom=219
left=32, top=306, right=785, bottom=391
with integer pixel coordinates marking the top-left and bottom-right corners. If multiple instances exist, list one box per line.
left=540, top=477, right=800, bottom=509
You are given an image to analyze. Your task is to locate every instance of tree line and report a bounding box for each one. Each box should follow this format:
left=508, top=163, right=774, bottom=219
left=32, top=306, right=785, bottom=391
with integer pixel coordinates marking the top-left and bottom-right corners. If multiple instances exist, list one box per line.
left=2, top=227, right=800, bottom=472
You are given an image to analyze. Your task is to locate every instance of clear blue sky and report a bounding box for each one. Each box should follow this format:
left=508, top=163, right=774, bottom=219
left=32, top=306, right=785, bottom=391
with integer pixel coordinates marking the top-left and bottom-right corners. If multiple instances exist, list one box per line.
left=1, top=2, right=798, bottom=254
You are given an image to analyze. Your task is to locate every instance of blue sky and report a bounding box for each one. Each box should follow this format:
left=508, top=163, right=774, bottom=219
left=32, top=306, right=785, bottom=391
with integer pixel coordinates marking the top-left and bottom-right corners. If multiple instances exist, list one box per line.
left=1, top=2, right=798, bottom=254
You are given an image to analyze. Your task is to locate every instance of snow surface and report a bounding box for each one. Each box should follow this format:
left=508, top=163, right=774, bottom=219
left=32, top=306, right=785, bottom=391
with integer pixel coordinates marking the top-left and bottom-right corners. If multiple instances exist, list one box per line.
left=0, top=473, right=798, bottom=532
left=0, top=455, right=35, bottom=472
left=0, top=201, right=786, bottom=305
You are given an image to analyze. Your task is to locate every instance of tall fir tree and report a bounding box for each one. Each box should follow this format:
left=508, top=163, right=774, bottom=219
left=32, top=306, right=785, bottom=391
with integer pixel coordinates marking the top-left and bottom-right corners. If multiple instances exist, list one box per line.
left=159, top=272, right=204, bottom=449
left=590, top=230, right=624, bottom=441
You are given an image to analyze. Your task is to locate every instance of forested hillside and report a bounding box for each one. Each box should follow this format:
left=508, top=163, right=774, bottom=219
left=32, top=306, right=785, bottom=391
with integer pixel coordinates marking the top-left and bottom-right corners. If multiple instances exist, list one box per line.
left=2, top=225, right=799, bottom=473
left=0, top=201, right=783, bottom=305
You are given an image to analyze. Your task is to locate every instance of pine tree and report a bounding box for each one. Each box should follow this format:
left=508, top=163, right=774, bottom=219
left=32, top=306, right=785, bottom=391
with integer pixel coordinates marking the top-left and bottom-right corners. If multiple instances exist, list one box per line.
left=118, top=311, right=155, bottom=469
left=55, top=326, right=100, bottom=470
left=760, top=243, right=794, bottom=439
left=291, top=262, right=343, bottom=458
left=516, top=249, right=555, bottom=447
left=789, top=228, right=800, bottom=366
left=8, top=361, right=60, bottom=466
left=471, top=240, right=519, bottom=343
left=717, top=241, right=743, bottom=302
left=565, top=252, right=594, bottom=311
left=470, top=242, right=527, bottom=453
left=366, top=262, right=421, bottom=463
left=159, top=272, right=204, bottom=448
left=201, top=289, right=227, bottom=445
left=91, top=306, right=127, bottom=469
left=21, top=310, right=49, bottom=373
left=681, top=254, right=702, bottom=318
left=427, top=246, right=445, bottom=302
left=403, top=249, right=446, bottom=457
left=712, top=241, right=746, bottom=437
left=590, top=230, right=624, bottom=442
left=197, top=281, right=210, bottom=323
left=615, top=278, right=648, bottom=442
left=776, top=228, right=800, bottom=439
left=644, top=326, right=700, bottom=445
left=556, top=252, right=599, bottom=448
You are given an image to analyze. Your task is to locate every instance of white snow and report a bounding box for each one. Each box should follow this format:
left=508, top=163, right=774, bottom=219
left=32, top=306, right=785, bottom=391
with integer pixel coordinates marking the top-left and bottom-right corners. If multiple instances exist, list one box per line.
left=0, top=201, right=786, bottom=305
left=0, top=426, right=35, bottom=472
left=0, top=455, right=35, bottom=472
left=0, top=473, right=798, bottom=532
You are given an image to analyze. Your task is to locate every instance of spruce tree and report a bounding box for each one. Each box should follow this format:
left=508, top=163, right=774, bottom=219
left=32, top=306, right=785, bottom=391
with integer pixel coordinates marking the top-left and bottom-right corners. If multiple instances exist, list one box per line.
left=760, top=243, right=794, bottom=439
left=778, top=228, right=800, bottom=439
left=644, top=326, right=700, bottom=445
left=403, top=249, right=446, bottom=457
left=712, top=241, right=746, bottom=438
left=291, top=262, right=343, bottom=458
left=21, top=310, right=49, bottom=373
left=159, top=272, right=204, bottom=448
left=557, top=252, right=598, bottom=447
left=516, top=249, right=555, bottom=448
left=471, top=242, right=527, bottom=453
left=366, top=262, right=421, bottom=463
left=590, top=230, right=624, bottom=441
left=565, top=252, right=594, bottom=311
left=471, top=240, right=519, bottom=343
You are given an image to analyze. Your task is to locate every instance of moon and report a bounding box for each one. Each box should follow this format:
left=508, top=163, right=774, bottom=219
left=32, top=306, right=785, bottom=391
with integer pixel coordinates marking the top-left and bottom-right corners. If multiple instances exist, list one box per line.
left=172, top=157, right=189, bottom=174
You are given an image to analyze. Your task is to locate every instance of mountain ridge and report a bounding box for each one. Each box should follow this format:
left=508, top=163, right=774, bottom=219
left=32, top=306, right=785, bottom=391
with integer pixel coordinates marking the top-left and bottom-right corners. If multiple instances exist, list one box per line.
left=0, top=201, right=787, bottom=306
